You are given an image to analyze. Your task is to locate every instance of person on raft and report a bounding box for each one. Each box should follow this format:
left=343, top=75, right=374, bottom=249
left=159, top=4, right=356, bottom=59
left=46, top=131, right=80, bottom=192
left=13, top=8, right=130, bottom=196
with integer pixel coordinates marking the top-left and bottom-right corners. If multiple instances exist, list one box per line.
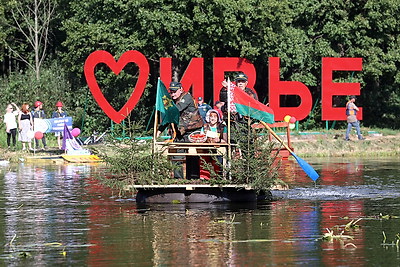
left=199, top=109, right=228, bottom=180
left=157, top=82, right=204, bottom=179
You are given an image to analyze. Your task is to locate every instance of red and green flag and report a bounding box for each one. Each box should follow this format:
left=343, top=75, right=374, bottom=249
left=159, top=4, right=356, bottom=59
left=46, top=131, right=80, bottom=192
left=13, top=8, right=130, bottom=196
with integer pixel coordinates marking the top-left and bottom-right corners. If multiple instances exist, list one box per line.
left=156, top=78, right=180, bottom=126
left=228, top=83, right=274, bottom=123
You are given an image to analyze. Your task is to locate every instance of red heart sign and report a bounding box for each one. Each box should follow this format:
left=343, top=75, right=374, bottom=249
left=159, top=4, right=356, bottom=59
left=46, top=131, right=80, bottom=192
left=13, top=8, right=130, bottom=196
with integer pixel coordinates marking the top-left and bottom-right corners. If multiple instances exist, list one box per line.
left=84, top=50, right=149, bottom=123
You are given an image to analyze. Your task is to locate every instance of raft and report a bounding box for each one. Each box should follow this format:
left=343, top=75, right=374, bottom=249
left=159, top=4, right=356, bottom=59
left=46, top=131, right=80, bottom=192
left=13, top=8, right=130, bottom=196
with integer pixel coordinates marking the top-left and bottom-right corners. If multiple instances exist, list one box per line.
left=24, top=154, right=102, bottom=163
left=129, top=184, right=272, bottom=203
left=61, top=154, right=102, bottom=163
left=142, top=118, right=291, bottom=203
left=25, top=155, right=65, bottom=164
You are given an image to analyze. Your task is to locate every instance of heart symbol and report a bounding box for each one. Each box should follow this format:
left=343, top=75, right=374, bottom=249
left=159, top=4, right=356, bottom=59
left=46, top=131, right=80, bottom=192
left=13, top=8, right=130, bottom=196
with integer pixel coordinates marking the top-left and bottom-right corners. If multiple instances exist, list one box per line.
left=84, top=50, right=149, bottom=123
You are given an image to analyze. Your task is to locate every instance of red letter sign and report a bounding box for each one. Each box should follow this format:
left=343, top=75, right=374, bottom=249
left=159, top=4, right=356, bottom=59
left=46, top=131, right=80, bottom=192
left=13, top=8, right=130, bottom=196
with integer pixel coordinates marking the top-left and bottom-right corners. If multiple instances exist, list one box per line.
left=269, top=57, right=312, bottom=121
left=84, top=50, right=149, bottom=124
left=322, top=58, right=362, bottom=120
left=160, top=58, right=204, bottom=99
left=213, top=58, right=256, bottom=101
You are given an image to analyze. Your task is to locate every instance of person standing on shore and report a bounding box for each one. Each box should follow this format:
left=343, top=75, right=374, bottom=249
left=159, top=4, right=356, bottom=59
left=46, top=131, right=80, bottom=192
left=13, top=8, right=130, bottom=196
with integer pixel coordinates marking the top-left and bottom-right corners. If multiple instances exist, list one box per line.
left=32, top=101, right=47, bottom=150
left=4, top=103, right=20, bottom=150
left=18, top=103, right=34, bottom=151
left=345, top=95, right=364, bottom=141
left=52, top=101, right=68, bottom=149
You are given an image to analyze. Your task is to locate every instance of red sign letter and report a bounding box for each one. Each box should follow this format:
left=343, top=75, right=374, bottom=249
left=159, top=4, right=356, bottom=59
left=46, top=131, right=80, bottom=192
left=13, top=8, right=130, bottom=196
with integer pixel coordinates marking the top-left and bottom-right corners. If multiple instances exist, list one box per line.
left=269, top=57, right=312, bottom=121
left=160, top=58, right=204, bottom=99
left=213, top=58, right=256, bottom=101
left=322, top=58, right=362, bottom=120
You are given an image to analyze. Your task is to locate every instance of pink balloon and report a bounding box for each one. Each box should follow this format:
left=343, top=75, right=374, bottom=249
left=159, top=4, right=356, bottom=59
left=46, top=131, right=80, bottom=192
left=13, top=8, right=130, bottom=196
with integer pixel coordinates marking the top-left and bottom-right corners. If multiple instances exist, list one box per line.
left=71, top=128, right=81, bottom=137
left=289, top=117, right=297, bottom=123
left=34, top=131, right=44, bottom=139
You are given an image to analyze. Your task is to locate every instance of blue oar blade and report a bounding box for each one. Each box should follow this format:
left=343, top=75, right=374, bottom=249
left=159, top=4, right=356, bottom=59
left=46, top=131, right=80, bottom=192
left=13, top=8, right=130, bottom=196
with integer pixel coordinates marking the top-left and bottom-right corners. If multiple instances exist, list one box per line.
left=291, top=152, right=319, bottom=181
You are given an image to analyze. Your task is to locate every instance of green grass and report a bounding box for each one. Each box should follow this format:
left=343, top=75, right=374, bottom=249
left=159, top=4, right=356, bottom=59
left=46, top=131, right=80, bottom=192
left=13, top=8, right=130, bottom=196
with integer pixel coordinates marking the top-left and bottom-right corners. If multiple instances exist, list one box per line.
left=0, top=124, right=60, bottom=151
left=292, top=129, right=400, bottom=157
left=1, top=125, right=400, bottom=160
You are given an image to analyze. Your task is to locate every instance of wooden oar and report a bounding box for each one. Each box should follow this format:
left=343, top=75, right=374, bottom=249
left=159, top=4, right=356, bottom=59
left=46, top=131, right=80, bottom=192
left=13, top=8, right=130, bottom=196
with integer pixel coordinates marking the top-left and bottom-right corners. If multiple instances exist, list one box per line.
left=260, top=121, right=319, bottom=181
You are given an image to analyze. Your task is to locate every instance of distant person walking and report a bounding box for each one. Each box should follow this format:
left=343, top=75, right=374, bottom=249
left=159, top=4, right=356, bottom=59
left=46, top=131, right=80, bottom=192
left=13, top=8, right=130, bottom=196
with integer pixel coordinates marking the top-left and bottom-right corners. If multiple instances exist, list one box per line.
left=345, top=95, right=364, bottom=141
left=3, top=103, right=20, bottom=150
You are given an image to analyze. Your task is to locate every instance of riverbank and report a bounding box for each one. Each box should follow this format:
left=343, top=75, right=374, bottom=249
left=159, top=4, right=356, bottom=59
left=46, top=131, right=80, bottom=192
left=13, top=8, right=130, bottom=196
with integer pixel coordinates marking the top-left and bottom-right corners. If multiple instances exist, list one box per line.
left=0, top=147, right=64, bottom=163
left=1, top=129, right=399, bottom=162
left=289, top=130, right=400, bottom=157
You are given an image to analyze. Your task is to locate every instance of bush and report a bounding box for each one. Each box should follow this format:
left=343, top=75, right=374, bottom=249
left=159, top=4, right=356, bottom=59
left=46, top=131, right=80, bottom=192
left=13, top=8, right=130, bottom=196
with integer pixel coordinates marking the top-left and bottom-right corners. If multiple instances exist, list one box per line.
left=227, top=118, right=282, bottom=192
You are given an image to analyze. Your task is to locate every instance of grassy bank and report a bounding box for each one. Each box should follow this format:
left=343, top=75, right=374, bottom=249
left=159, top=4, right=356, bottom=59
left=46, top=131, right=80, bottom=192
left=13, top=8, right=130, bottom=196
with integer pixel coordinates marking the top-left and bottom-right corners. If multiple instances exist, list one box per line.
left=1, top=128, right=399, bottom=161
left=291, top=129, right=400, bottom=158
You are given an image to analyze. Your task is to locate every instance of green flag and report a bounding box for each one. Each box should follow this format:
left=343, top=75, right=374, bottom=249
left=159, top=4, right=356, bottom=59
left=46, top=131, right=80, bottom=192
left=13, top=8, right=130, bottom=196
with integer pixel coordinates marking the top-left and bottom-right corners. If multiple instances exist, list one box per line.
left=156, top=78, right=180, bottom=125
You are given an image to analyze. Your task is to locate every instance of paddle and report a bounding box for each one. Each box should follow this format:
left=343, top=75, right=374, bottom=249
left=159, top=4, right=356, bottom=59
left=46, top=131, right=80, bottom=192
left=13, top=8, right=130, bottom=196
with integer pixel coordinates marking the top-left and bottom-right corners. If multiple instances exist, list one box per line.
left=260, top=121, right=319, bottom=181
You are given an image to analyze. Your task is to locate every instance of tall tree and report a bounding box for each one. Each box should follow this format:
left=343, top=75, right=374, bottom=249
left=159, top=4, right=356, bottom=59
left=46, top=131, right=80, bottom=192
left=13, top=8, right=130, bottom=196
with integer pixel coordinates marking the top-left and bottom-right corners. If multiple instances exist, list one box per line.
left=59, top=0, right=400, bottom=130
left=5, top=0, right=56, bottom=83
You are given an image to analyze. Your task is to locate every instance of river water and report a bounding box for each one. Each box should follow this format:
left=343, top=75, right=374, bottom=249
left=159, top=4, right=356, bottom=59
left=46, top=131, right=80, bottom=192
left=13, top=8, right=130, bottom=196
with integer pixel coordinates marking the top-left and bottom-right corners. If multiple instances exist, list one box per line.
left=0, top=158, right=399, bottom=266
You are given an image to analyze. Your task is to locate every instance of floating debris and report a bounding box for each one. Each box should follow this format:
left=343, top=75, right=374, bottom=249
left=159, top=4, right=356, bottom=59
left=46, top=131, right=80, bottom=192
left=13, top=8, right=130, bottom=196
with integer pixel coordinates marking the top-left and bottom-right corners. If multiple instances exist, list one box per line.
left=320, top=228, right=354, bottom=241
left=345, top=218, right=362, bottom=231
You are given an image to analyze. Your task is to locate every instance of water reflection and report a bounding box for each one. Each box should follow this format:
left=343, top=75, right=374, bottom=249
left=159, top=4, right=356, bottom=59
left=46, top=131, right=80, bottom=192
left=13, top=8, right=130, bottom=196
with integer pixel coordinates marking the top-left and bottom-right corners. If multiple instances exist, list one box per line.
left=274, top=158, right=400, bottom=200
left=0, top=159, right=399, bottom=265
left=1, top=163, right=97, bottom=265
left=278, top=158, right=365, bottom=186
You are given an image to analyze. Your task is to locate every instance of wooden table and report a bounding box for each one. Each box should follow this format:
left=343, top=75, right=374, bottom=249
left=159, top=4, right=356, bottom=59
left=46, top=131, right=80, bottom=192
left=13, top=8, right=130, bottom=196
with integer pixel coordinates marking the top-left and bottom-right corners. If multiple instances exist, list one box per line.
left=154, top=142, right=232, bottom=179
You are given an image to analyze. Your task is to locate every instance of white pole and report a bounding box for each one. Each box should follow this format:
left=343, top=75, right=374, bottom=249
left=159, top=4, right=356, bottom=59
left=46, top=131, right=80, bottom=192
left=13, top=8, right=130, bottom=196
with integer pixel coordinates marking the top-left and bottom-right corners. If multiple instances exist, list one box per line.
left=227, top=77, right=232, bottom=180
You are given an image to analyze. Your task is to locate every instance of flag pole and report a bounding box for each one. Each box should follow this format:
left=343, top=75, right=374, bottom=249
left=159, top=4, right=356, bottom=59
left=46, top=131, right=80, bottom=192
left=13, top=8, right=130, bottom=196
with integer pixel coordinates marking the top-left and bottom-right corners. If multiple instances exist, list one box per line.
left=153, top=78, right=161, bottom=155
left=227, top=77, right=232, bottom=180
left=153, top=107, right=159, bottom=153
left=227, top=77, right=231, bottom=145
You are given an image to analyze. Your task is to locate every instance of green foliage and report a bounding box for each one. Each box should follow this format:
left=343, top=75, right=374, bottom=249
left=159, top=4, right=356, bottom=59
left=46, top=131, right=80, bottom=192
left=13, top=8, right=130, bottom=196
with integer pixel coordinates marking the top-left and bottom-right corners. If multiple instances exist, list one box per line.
left=228, top=119, right=281, bottom=192
left=0, top=60, right=73, bottom=114
left=0, top=1, right=8, bottom=61
left=0, top=0, right=399, bottom=131
left=96, top=140, right=177, bottom=186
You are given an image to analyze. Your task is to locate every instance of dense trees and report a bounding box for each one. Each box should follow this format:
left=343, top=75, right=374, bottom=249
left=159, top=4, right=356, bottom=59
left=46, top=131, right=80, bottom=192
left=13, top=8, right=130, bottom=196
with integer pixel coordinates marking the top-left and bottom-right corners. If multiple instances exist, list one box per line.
left=1, top=0, right=400, bottom=132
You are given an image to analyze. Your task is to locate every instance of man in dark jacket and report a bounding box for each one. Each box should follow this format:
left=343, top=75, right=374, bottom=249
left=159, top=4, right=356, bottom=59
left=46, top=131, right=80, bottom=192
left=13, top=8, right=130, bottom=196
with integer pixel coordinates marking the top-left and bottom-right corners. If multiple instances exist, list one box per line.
left=165, top=82, right=203, bottom=141
left=218, top=73, right=258, bottom=143
left=159, top=82, right=203, bottom=179
left=219, top=72, right=258, bottom=103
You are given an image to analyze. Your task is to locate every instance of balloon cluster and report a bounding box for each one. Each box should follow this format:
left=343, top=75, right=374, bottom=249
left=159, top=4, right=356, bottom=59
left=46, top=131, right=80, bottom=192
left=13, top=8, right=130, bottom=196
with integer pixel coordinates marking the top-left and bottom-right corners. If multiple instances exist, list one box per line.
left=284, top=115, right=297, bottom=130
left=26, top=128, right=81, bottom=141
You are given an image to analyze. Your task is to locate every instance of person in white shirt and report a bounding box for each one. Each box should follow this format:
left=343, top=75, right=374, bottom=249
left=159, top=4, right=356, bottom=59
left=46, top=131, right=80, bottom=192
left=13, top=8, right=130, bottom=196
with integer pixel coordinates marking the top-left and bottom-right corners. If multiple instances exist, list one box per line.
left=3, top=103, right=20, bottom=149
